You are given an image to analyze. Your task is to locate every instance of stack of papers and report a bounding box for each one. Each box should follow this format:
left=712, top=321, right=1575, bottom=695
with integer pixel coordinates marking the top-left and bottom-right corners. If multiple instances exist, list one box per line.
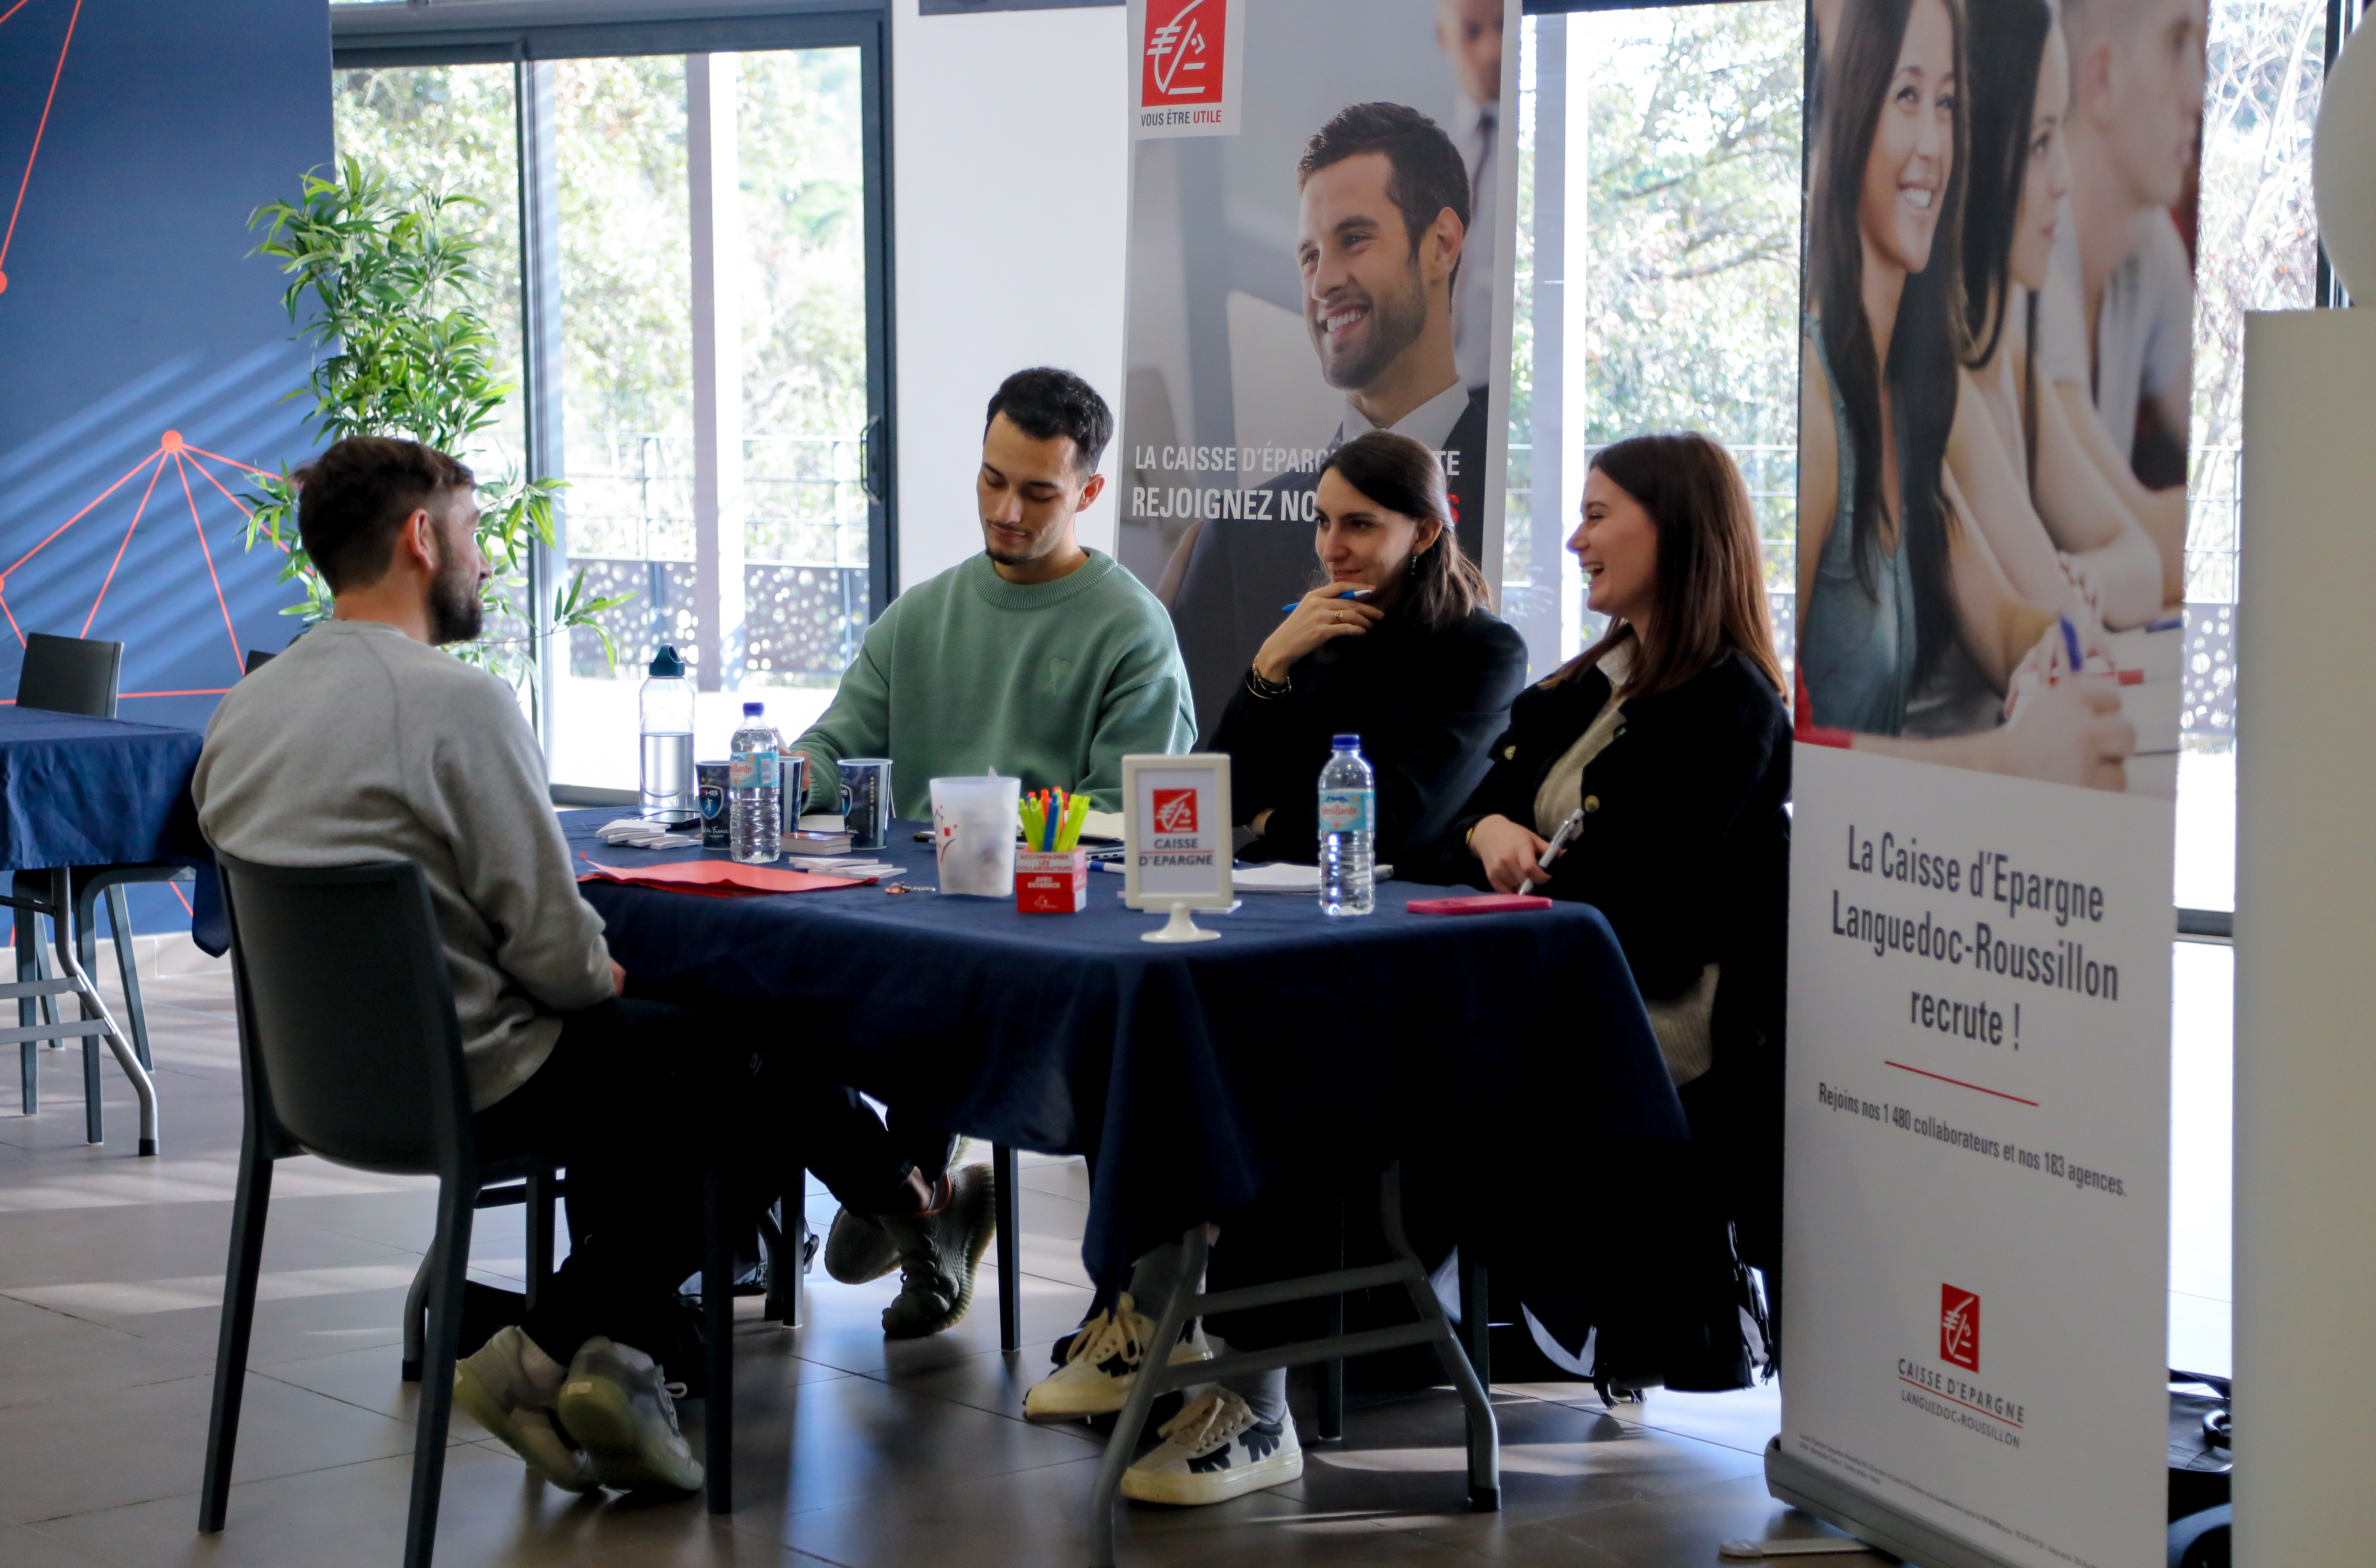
left=595, top=818, right=702, bottom=850
left=1231, top=862, right=1393, bottom=893
left=785, top=828, right=853, bottom=854
left=576, top=857, right=874, bottom=897
left=787, top=854, right=900, bottom=877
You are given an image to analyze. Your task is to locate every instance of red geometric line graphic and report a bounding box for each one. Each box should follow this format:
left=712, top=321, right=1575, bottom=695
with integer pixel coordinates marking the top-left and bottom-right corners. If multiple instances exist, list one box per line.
left=2, top=430, right=266, bottom=677
left=83, top=450, right=170, bottom=637
left=173, top=449, right=243, bottom=669
left=0, top=0, right=82, bottom=297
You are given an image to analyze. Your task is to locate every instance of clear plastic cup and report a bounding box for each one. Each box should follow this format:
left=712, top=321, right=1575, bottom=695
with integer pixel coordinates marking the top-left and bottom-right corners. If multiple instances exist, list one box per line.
left=929, top=775, right=1022, bottom=897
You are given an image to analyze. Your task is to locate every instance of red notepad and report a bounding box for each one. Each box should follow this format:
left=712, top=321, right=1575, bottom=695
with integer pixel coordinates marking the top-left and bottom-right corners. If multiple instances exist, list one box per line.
left=1405, top=893, right=1554, bottom=915
left=577, top=858, right=873, bottom=897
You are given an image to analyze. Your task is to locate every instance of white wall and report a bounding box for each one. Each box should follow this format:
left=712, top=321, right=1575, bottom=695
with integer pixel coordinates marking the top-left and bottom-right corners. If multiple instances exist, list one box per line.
left=890, top=0, right=1131, bottom=589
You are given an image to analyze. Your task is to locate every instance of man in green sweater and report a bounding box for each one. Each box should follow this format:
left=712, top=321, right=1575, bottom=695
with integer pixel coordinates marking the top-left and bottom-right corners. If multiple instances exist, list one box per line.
left=793, top=367, right=1195, bottom=817
left=794, top=367, right=1196, bottom=1337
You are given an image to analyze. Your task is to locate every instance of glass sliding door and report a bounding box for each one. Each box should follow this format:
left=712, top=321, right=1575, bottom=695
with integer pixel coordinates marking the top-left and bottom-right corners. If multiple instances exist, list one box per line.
left=548, top=49, right=876, bottom=789
left=1504, top=9, right=1804, bottom=682
left=326, top=8, right=895, bottom=793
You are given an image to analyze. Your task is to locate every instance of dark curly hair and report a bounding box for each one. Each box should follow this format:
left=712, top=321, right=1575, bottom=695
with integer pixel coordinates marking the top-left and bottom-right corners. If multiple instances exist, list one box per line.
left=984, top=367, right=1113, bottom=476
left=294, top=436, right=474, bottom=593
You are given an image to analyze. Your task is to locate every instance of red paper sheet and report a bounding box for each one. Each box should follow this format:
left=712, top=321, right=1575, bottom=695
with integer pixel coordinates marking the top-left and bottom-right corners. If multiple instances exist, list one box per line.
left=576, top=857, right=873, bottom=897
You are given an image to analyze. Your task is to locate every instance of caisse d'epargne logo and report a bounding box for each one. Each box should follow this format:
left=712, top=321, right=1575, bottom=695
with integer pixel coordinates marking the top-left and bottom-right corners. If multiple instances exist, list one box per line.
left=1940, top=1284, right=1980, bottom=1372
left=1143, top=0, right=1224, bottom=104
left=1152, top=788, right=1199, bottom=835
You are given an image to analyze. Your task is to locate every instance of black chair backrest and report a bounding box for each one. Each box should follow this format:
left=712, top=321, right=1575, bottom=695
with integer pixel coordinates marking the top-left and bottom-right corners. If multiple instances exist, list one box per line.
left=18, top=632, right=122, bottom=718
left=214, top=850, right=473, bottom=1178
left=243, top=649, right=276, bottom=676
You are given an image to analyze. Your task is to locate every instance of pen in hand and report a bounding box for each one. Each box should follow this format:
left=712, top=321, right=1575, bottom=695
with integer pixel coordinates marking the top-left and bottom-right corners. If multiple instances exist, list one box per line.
left=1280, top=588, right=1373, bottom=613
left=1521, top=807, right=1586, bottom=895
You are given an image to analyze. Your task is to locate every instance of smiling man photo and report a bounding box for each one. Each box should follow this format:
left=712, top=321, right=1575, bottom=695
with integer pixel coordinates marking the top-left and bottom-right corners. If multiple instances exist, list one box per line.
left=1166, top=102, right=1487, bottom=735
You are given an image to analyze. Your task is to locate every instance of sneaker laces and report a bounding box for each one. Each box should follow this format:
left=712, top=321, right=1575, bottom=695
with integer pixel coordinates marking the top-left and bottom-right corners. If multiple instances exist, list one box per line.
left=1157, top=1390, right=1248, bottom=1453
left=1064, top=1307, right=1146, bottom=1370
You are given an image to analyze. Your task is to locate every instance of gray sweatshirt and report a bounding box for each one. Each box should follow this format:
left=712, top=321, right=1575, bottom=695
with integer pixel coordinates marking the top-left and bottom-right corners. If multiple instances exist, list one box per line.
left=193, top=620, right=613, bottom=1111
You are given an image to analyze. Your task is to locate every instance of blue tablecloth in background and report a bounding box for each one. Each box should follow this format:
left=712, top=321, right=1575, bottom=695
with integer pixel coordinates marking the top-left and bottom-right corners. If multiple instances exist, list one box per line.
left=566, top=810, right=1735, bottom=1367
left=0, top=707, right=218, bottom=949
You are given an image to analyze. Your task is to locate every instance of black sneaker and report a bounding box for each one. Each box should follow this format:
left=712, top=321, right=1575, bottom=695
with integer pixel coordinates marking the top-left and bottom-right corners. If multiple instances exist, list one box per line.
left=876, top=1163, right=996, bottom=1338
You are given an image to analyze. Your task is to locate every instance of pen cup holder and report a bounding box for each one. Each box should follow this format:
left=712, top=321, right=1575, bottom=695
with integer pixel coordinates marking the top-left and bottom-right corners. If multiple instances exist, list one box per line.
left=1016, top=849, right=1089, bottom=913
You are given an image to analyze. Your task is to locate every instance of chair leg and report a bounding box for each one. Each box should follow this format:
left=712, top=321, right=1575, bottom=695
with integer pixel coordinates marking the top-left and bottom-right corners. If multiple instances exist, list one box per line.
left=702, top=1160, right=734, bottom=1514
left=1320, top=1193, right=1345, bottom=1443
left=524, top=1164, right=556, bottom=1314
left=71, top=894, right=100, bottom=1145
left=1381, top=1166, right=1499, bottom=1512
left=403, top=1178, right=473, bottom=1568
left=992, top=1143, right=1021, bottom=1354
left=15, top=911, right=34, bottom=1115
left=1459, top=1250, right=1492, bottom=1390
left=757, top=1200, right=789, bottom=1325
left=104, top=887, right=153, bottom=1072
left=401, top=1252, right=432, bottom=1383
left=199, top=1138, right=275, bottom=1534
left=1088, top=1223, right=1211, bottom=1568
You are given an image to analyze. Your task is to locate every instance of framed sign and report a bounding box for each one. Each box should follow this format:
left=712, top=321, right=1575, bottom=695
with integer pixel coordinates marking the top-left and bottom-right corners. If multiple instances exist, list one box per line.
left=1121, top=753, right=1233, bottom=911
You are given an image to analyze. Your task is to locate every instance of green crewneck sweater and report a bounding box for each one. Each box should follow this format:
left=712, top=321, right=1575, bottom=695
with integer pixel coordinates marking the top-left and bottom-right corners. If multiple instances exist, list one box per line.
left=794, top=549, right=1197, bottom=817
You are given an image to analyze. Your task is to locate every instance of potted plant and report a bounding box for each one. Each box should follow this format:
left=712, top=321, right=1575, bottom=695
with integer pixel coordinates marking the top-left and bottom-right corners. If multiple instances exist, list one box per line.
left=242, top=157, right=624, bottom=705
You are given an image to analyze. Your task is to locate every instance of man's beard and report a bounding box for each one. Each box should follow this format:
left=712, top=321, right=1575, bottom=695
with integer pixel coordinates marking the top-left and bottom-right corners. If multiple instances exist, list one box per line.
left=1310, top=255, right=1430, bottom=392
left=429, top=551, right=484, bottom=645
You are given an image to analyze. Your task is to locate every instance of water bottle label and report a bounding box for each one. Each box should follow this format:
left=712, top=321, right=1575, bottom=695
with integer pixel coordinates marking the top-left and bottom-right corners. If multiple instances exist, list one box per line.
left=731, top=749, right=780, bottom=790
left=1317, top=789, right=1371, bottom=834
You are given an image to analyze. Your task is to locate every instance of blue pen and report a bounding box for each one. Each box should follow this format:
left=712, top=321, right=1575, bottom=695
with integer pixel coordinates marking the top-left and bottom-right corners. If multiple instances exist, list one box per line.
left=2057, top=614, right=2083, bottom=672
left=1279, top=588, right=1370, bottom=613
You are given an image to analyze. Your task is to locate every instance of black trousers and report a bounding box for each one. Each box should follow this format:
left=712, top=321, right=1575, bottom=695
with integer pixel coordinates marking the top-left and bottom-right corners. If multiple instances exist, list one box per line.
left=473, top=998, right=962, bottom=1363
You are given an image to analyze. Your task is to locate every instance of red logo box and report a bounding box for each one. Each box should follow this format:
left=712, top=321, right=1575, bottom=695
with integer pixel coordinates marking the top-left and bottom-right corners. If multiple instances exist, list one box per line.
left=1015, top=849, right=1088, bottom=913
left=1151, top=787, right=1199, bottom=835
left=1940, top=1284, right=1980, bottom=1372
left=1143, top=0, right=1223, bottom=105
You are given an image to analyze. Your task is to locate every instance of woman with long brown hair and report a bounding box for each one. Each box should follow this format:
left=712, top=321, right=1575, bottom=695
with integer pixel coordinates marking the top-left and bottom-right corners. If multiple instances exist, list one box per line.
left=1447, top=432, right=1792, bottom=1279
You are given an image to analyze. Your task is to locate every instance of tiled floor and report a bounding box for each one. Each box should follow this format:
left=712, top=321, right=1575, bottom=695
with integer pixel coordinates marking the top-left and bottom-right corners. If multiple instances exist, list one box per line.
left=0, top=967, right=1887, bottom=1567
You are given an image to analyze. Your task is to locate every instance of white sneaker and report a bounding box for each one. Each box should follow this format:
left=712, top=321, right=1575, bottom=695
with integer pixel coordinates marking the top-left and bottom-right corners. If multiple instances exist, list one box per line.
left=1118, top=1388, right=1302, bottom=1506
left=451, top=1326, right=597, bottom=1492
left=554, top=1336, right=705, bottom=1493
left=1024, top=1293, right=1209, bottom=1420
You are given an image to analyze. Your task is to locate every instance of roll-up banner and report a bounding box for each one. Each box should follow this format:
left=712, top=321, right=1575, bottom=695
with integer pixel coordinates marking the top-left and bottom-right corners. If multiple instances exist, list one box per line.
left=1116, top=0, right=1522, bottom=737
left=1773, top=0, right=2203, bottom=1561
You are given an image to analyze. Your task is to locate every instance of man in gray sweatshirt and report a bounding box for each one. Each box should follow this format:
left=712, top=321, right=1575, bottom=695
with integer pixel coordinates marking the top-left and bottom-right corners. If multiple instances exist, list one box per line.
left=196, top=438, right=739, bottom=1496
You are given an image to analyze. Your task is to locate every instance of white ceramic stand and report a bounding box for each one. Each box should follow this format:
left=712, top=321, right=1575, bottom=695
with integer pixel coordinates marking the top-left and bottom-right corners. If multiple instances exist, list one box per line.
left=1141, top=901, right=1220, bottom=943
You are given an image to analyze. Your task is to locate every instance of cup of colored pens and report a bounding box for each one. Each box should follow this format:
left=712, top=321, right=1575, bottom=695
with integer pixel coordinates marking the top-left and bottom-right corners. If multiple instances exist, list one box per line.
left=1016, top=788, right=1091, bottom=913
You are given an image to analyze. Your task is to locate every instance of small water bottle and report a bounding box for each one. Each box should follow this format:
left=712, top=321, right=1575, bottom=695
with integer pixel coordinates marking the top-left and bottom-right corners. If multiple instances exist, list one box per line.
left=638, top=645, right=695, bottom=823
left=729, top=701, right=785, bottom=864
left=1317, top=733, right=1374, bottom=916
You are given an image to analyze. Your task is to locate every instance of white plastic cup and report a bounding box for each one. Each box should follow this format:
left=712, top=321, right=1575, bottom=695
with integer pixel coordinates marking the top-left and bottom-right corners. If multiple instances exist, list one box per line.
left=929, top=775, right=1022, bottom=897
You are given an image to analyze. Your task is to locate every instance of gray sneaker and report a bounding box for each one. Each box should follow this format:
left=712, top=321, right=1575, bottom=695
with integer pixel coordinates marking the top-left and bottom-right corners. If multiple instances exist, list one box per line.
left=554, top=1336, right=705, bottom=1493
left=823, top=1204, right=901, bottom=1284
left=877, top=1163, right=996, bottom=1339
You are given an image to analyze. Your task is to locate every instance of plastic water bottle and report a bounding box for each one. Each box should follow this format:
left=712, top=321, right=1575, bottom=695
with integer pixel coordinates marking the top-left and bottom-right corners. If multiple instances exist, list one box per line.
left=1318, top=733, right=1374, bottom=916
left=729, top=701, right=784, bottom=864
left=638, top=645, right=695, bottom=824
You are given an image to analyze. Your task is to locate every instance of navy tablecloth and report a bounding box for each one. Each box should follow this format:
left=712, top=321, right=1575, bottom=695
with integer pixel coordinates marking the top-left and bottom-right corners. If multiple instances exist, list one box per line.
left=564, top=812, right=1704, bottom=1335
left=0, top=707, right=218, bottom=949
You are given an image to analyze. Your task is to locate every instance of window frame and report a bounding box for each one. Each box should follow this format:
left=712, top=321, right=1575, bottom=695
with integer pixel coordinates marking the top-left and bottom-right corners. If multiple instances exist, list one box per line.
left=329, top=1, right=899, bottom=753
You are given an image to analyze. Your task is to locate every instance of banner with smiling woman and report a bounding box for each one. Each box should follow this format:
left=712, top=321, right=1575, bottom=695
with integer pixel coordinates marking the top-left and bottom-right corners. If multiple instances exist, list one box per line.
left=1771, top=0, right=2203, bottom=1559
left=1116, top=0, right=1522, bottom=739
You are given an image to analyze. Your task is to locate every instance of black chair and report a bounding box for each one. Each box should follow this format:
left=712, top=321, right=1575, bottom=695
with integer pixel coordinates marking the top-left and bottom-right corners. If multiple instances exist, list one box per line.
left=199, top=853, right=745, bottom=1568
left=242, top=649, right=276, bottom=674
left=7, top=632, right=189, bottom=1134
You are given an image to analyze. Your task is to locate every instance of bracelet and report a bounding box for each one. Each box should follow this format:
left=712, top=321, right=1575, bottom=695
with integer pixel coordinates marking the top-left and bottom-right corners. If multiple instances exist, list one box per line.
left=1245, top=665, right=1291, bottom=700
left=1464, top=821, right=1481, bottom=853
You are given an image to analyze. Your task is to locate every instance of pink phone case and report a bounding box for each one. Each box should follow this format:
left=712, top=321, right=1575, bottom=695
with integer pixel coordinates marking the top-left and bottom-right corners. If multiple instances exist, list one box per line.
left=1405, top=893, right=1554, bottom=915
